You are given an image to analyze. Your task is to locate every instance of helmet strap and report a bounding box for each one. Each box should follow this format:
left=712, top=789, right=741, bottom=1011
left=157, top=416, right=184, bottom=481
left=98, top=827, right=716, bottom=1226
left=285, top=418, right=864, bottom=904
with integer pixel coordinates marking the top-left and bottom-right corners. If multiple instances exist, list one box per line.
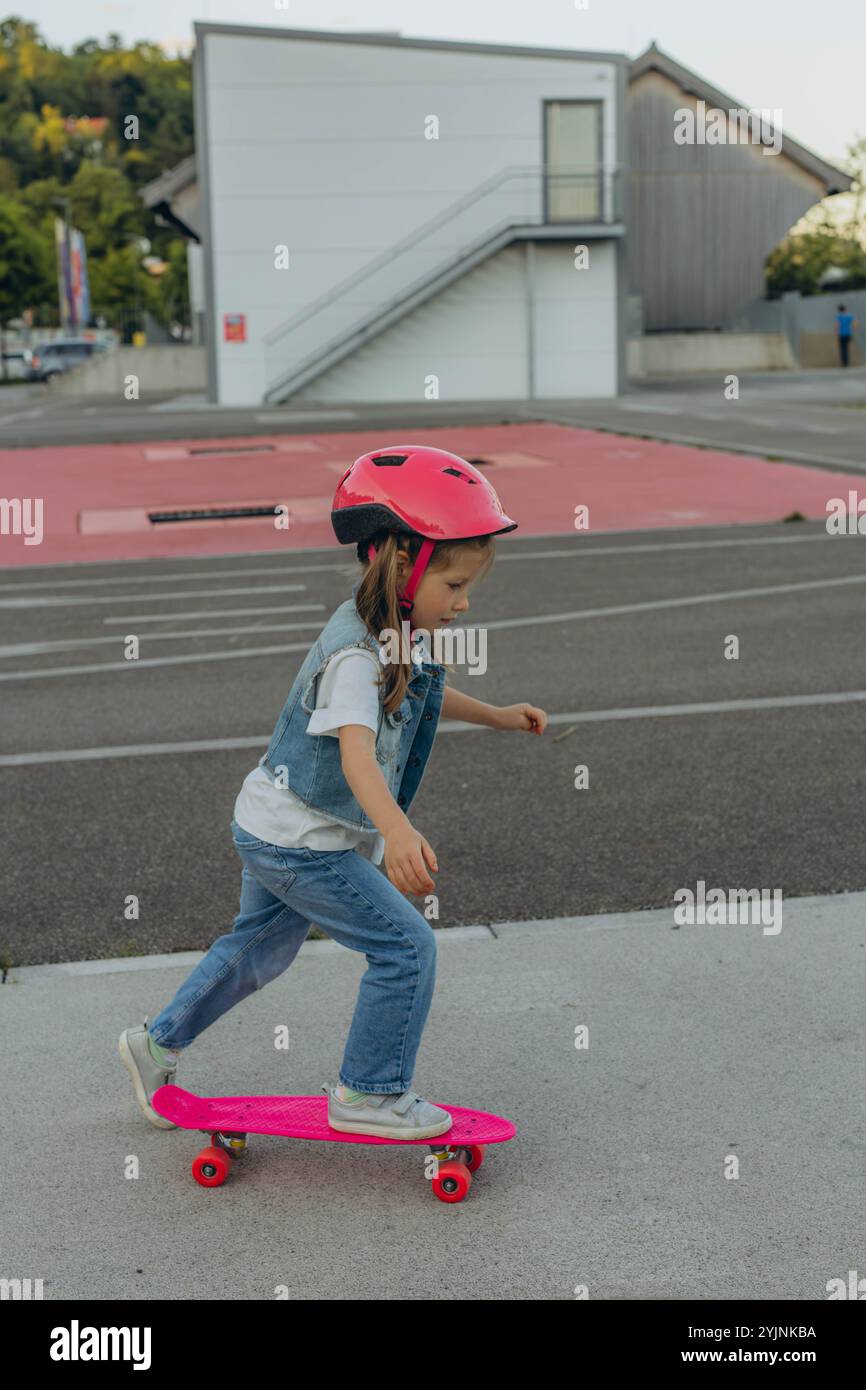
left=367, top=536, right=436, bottom=633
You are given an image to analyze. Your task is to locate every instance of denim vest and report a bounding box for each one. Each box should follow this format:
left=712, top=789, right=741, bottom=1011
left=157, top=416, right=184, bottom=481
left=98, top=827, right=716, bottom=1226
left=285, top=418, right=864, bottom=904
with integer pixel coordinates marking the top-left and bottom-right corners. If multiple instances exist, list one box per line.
left=260, top=583, right=446, bottom=832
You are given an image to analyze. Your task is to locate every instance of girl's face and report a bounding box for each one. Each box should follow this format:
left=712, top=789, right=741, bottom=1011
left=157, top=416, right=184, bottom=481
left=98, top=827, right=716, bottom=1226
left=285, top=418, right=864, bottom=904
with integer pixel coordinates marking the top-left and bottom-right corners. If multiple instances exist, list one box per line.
left=395, top=546, right=489, bottom=633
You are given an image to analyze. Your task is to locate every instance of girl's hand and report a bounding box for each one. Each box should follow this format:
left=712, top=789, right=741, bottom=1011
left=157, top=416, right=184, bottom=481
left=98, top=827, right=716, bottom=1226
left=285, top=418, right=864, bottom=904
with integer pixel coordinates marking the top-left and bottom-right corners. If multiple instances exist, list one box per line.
left=494, top=703, right=548, bottom=735
left=384, top=823, right=439, bottom=897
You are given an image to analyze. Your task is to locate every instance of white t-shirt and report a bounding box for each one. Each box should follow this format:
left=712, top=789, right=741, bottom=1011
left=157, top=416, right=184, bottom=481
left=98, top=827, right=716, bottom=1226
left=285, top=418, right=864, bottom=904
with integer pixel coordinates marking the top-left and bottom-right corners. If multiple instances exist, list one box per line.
left=233, top=637, right=429, bottom=864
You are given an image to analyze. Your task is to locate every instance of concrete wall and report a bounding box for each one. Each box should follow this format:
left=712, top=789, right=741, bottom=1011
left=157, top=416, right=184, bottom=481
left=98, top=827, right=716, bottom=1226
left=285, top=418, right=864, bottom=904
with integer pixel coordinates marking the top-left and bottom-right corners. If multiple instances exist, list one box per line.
left=293, top=239, right=618, bottom=403
left=49, top=346, right=206, bottom=398
left=628, top=332, right=797, bottom=377
left=726, top=288, right=866, bottom=366
left=799, top=334, right=864, bottom=367
left=197, top=27, right=622, bottom=404
left=794, top=289, right=866, bottom=367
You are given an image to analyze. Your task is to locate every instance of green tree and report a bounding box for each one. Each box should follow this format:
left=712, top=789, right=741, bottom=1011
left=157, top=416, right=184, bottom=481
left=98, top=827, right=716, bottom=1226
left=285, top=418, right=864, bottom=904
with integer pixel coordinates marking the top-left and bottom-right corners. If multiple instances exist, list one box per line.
left=153, top=237, right=190, bottom=327
left=0, top=17, right=195, bottom=330
left=766, top=231, right=866, bottom=297
left=0, top=194, right=53, bottom=373
left=767, top=134, right=866, bottom=295
left=838, top=135, right=866, bottom=247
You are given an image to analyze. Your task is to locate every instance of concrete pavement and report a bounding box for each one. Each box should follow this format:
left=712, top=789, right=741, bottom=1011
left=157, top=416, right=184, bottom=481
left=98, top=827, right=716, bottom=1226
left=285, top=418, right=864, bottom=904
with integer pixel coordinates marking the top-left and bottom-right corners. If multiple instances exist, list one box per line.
left=3, top=890, right=863, bottom=1300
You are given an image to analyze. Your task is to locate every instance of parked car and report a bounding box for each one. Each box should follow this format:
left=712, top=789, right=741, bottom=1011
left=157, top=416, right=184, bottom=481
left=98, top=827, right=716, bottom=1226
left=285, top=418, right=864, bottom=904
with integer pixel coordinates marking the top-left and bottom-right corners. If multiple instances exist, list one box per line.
left=27, top=338, right=106, bottom=382
left=1, top=348, right=33, bottom=380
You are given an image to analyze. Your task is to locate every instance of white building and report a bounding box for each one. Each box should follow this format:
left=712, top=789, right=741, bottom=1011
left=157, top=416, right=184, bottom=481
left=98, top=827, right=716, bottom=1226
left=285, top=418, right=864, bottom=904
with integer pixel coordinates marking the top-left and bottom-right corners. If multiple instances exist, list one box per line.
left=193, top=24, right=628, bottom=406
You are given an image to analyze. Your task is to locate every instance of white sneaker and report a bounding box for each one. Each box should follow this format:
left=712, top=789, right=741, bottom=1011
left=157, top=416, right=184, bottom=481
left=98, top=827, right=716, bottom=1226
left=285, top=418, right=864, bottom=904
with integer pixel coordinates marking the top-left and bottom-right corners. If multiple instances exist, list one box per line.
left=323, top=1084, right=452, bottom=1140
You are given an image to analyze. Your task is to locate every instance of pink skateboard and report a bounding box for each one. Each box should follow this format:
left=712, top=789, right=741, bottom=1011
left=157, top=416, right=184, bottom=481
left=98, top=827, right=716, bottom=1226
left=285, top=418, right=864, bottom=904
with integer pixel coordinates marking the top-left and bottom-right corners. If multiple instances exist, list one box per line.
left=151, top=1084, right=516, bottom=1203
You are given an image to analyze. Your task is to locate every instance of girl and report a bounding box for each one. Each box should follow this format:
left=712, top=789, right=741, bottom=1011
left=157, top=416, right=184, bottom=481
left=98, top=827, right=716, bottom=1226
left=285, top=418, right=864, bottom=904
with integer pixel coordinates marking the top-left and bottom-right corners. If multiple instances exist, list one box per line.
left=120, top=444, right=547, bottom=1141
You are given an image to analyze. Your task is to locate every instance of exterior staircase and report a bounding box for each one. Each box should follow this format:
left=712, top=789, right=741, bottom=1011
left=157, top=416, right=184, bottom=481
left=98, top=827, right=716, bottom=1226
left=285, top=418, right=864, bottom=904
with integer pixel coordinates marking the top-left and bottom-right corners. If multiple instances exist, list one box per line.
left=263, top=164, right=620, bottom=403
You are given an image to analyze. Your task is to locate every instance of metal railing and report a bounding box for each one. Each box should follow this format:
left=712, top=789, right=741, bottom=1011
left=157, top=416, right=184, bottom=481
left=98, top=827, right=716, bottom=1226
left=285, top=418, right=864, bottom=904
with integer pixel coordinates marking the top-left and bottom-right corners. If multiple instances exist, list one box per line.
left=263, top=164, right=620, bottom=401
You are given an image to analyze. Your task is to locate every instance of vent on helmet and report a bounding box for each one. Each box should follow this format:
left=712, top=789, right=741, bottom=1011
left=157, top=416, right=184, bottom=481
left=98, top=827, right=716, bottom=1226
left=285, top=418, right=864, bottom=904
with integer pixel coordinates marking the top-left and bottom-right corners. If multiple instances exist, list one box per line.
left=371, top=454, right=408, bottom=466
left=442, top=467, right=478, bottom=485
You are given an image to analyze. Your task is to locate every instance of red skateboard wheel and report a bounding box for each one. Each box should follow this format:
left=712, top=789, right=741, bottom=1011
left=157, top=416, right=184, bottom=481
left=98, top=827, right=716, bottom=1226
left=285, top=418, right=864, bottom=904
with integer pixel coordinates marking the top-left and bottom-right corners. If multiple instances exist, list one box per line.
left=192, top=1145, right=231, bottom=1187
left=431, top=1160, right=472, bottom=1203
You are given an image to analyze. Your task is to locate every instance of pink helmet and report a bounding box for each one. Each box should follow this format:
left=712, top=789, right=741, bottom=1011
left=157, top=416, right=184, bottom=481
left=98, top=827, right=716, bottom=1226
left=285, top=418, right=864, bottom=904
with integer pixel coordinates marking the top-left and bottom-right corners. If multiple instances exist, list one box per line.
left=331, top=444, right=517, bottom=621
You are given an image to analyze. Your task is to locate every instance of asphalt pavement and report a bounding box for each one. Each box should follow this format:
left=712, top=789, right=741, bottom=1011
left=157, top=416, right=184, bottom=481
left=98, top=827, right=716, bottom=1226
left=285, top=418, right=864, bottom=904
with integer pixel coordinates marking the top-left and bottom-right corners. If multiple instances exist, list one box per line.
left=2, top=521, right=866, bottom=964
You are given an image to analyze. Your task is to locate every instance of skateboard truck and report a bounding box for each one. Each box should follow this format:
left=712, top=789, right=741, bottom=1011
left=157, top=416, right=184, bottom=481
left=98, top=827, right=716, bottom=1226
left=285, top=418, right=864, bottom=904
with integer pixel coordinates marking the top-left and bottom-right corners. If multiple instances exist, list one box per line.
left=211, top=1130, right=248, bottom=1155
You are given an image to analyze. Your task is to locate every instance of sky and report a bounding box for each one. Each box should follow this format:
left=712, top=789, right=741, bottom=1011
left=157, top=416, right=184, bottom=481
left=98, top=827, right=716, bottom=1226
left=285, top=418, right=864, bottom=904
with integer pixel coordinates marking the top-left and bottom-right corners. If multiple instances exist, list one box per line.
left=16, top=0, right=866, bottom=170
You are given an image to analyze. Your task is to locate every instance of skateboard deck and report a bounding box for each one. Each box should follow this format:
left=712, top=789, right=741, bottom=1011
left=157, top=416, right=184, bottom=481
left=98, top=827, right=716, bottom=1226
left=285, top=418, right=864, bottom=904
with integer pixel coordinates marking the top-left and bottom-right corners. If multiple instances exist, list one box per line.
left=152, top=1084, right=516, bottom=1202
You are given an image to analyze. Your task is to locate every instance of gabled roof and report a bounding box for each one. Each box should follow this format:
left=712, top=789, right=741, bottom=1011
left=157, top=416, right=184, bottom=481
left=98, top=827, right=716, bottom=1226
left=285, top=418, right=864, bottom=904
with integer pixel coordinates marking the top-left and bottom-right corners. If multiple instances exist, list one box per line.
left=191, top=20, right=630, bottom=65
left=144, top=36, right=854, bottom=207
left=140, top=154, right=198, bottom=209
left=631, top=42, right=853, bottom=193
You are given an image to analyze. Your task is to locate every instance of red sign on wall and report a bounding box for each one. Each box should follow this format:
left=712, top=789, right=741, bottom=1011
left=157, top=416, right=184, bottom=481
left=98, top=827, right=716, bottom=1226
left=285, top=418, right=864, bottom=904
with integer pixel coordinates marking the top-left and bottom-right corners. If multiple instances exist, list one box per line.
left=223, top=313, right=246, bottom=342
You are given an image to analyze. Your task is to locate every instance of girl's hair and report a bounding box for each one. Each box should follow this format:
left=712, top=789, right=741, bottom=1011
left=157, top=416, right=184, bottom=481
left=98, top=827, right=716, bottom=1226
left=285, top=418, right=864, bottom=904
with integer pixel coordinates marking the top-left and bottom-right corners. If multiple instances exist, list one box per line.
left=352, top=529, right=495, bottom=714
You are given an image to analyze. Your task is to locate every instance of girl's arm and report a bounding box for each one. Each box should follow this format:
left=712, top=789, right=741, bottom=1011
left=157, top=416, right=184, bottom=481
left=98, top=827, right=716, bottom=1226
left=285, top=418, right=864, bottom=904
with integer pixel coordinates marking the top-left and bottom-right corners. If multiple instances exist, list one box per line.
left=442, top=685, right=548, bottom=735
left=440, top=684, right=503, bottom=728
left=339, top=725, right=438, bottom=896
left=338, top=724, right=410, bottom=840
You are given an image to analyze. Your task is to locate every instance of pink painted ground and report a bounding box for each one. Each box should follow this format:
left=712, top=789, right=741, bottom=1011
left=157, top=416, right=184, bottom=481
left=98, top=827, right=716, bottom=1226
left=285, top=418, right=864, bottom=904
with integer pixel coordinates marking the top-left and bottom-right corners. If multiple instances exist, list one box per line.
left=0, top=421, right=851, bottom=567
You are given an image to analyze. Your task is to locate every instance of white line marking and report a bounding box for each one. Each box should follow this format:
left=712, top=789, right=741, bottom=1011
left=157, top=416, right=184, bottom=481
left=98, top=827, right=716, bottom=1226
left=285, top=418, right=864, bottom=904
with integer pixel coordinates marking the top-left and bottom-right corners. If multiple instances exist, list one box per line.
left=103, top=603, right=325, bottom=624
left=0, top=532, right=850, bottom=593
left=478, top=572, right=866, bottom=633
left=526, top=690, right=866, bottom=722
left=0, top=621, right=325, bottom=659
left=0, top=565, right=351, bottom=591
left=504, top=535, right=845, bottom=561
left=0, top=736, right=271, bottom=764
left=3, top=689, right=865, bottom=765
left=0, top=584, right=308, bottom=609
left=620, top=403, right=680, bottom=414
left=0, top=522, right=845, bottom=575
left=2, top=573, right=866, bottom=681
left=0, top=642, right=311, bottom=681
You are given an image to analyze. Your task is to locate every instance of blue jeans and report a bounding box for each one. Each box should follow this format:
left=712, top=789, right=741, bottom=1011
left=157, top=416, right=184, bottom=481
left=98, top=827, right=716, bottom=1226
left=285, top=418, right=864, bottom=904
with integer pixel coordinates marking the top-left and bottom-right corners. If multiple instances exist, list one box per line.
left=147, top=821, right=438, bottom=1093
